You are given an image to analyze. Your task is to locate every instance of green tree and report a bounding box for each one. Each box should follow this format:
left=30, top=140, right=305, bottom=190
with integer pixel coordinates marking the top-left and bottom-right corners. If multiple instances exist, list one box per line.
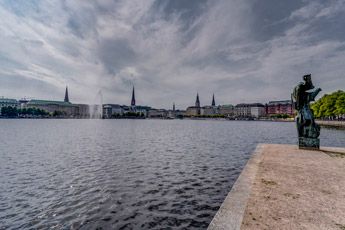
left=312, top=90, right=345, bottom=119
left=1, top=106, right=19, bottom=117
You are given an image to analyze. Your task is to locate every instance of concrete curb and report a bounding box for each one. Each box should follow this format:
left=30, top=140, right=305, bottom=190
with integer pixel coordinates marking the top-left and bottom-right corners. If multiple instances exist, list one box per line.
left=207, top=144, right=264, bottom=230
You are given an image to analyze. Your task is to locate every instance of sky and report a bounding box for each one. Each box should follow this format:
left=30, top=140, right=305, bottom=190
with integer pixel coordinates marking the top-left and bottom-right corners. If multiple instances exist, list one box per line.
left=0, top=0, right=344, bottom=109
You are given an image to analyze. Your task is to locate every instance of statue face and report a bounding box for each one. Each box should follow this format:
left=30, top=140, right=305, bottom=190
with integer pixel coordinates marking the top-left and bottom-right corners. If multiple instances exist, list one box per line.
left=303, top=74, right=315, bottom=90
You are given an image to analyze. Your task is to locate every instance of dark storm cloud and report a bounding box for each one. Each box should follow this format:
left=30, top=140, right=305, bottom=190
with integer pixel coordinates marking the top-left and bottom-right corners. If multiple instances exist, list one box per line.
left=0, top=0, right=345, bottom=108
left=98, top=39, right=138, bottom=75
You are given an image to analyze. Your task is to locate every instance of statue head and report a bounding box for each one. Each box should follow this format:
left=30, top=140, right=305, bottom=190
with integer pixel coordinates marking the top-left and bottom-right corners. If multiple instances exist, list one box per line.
left=303, top=74, right=315, bottom=90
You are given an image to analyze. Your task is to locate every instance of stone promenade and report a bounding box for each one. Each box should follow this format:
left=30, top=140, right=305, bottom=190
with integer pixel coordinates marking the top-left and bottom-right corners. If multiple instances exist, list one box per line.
left=208, top=144, right=345, bottom=230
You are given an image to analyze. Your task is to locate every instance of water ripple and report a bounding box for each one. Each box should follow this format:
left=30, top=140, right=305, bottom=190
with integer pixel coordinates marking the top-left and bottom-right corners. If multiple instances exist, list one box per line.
left=0, top=120, right=344, bottom=229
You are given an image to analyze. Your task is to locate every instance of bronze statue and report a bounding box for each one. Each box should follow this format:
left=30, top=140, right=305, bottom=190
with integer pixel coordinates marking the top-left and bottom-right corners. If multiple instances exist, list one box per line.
left=291, top=74, right=321, bottom=149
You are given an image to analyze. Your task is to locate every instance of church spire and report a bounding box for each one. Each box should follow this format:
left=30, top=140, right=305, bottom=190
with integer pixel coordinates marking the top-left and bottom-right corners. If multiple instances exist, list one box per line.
left=173, top=102, right=175, bottom=111
left=212, top=93, right=215, bottom=106
left=195, top=92, right=200, bottom=107
left=131, top=86, right=136, bottom=106
left=64, top=86, right=69, bottom=102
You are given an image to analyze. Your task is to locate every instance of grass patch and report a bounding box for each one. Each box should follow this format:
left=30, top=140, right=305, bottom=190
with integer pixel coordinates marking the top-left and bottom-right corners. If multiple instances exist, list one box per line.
left=335, top=223, right=345, bottom=229
left=284, top=193, right=300, bottom=199
left=322, top=189, right=332, bottom=195
left=261, top=179, right=277, bottom=185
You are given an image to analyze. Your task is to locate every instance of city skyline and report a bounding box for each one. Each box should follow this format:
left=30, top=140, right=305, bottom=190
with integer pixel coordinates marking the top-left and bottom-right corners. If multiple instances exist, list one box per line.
left=0, top=1, right=345, bottom=109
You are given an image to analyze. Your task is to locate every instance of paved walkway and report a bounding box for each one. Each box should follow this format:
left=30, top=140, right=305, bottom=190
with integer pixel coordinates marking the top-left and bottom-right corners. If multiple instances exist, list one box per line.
left=242, top=144, right=345, bottom=230
left=208, top=144, right=345, bottom=230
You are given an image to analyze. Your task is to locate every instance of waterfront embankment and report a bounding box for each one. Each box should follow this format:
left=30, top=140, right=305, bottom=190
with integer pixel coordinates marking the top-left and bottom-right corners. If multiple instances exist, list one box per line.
left=316, top=120, right=345, bottom=128
left=208, top=144, right=345, bottom=230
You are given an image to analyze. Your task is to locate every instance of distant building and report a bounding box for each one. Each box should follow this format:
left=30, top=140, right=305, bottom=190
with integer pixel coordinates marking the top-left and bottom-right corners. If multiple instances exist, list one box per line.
left=26, top=87, right=90, bottom=118
left=103, top=104, right=123, bottom=118
left=212, top=94, right=215, bottom=106
left=27, top=100, right=88, bottom=118
left=218, top=104, right=235, bottom=117
left=201, top=106, right=218, bottom=115
left=135, top=106, right=151, bottom=117
left=0, top=98, right=19, bottom=115
left=0, top=98, right=19, bottom=108
left=148, top=109, right=167, bottom=118
left=250, top=104, right=265, bottom=118
left=265, top=100, right=295, bottom=117
left=186, top=92, right=201, bottom=115
left=235, top=103, right=251, bottom=117
left=235, top=103, right=265, bottom=117
left=168, top=103, right=186, bottom=118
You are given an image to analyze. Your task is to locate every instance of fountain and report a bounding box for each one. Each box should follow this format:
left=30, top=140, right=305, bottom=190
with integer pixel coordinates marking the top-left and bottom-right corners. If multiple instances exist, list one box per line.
left=89, top=89, right=103, bottom=119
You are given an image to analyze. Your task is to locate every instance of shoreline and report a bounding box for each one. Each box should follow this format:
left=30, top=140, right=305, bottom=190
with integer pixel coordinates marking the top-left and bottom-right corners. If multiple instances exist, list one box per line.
left=316, top=120, right=345, bottom=128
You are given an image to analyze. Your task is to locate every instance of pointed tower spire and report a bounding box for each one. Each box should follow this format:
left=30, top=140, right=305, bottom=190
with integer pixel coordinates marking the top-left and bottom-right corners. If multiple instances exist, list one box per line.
left=195, top=92, right=200, bottom=107
left=212, top=93, right=215, bottom=106
left=131, top=86, right=136, bottom=106
left=64, top=86, right=69, bottom=102
left=173, top=102, right=175, bottom=111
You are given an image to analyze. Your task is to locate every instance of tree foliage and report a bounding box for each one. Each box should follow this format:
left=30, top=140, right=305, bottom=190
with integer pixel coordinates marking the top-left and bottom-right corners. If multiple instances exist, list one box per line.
left=311, top=90, right=345, bottom=119
left=269, top=114, right=290, bottom=119
left=1, top=106, right=49, bottom=117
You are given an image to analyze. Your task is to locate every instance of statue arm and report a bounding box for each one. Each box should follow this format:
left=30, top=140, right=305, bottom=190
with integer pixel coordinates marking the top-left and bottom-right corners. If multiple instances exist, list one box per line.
left=311, top=88, right=322, bottom=101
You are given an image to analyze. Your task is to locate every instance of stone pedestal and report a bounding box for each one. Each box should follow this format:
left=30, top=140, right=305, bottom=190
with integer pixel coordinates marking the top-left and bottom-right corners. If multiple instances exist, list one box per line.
left=298, top=137, right=320, bottom=150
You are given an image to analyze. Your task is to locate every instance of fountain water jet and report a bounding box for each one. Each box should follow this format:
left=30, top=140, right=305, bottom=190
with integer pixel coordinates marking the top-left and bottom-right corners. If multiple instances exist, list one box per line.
left=89, top=89, right=103, bottom=119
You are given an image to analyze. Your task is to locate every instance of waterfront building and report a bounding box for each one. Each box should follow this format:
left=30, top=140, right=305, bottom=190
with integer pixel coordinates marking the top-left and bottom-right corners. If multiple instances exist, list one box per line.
left=218, top=104, right=235, bottom=117
left=168, top=103, right=186, bottom=118
left=186, top=92, right=201, bottom=115
left=103, top=104, right=124, bottom=118
left=235, top=103, right=265, bottom=117
left=235, top=103, right=251, bottom=117
left=201, top=106, right=218, bottom=115
left=148, top=109, right=167, bottom=118
left=250, top=104, right=265, bottom=118
left=26, top=100, right=88, bottom=118
left=265, top=100, right=295, bottom=117
left=135, top=106, right=151, bottom=117
left=0, top=98, right=19, bottom=115
left=0, top=98, right=19, bottom=108
left=212, top=94, right=215, bottom=106
left=25, top=87, right=90, bottom=118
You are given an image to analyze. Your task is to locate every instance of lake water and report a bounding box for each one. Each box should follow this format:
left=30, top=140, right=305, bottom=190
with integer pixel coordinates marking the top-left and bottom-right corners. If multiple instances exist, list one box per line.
left=1, top=120, right=344, bottom=229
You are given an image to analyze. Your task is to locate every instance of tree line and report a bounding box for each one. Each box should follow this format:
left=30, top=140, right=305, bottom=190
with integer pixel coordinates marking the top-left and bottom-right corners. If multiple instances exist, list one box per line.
left=311, top=90, right=345, bottom=120
left=0, top=105, right=66, bottom=117
left=111, top=112, right=145, bottom=118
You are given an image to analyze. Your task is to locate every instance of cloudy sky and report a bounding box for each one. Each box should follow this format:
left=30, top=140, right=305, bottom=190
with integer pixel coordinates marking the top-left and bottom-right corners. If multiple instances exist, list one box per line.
left=0, top=0, right=344, bottom=109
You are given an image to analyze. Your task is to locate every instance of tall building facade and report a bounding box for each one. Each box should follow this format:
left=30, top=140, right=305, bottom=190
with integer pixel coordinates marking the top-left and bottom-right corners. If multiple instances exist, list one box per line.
left=265, top=100, right=295, bottom=117
left=235, top=103, right=265, bottom=117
